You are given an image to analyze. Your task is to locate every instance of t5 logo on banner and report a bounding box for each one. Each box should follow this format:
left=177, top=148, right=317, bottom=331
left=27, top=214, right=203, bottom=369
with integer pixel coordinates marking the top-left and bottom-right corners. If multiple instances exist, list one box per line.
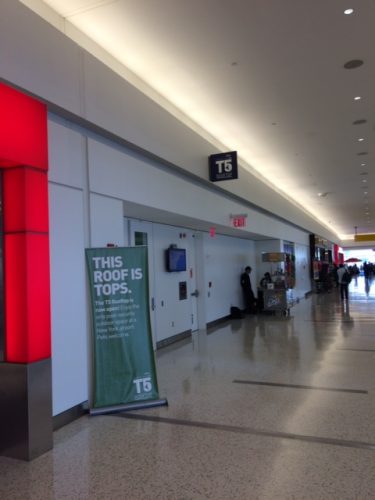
left=209, top=151, right=238, bottom=182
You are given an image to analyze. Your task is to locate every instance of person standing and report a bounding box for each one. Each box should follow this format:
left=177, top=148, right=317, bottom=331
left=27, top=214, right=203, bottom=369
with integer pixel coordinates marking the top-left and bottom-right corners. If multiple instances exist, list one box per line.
left=241, top=266, right=256, bottom=313
left=331, top=264, right=339, bottom=287
left=258, top=272, right=272, bottom=312
left=337, top=264, right=351, bottom=301
left=259, top=272, right=272, bottom=289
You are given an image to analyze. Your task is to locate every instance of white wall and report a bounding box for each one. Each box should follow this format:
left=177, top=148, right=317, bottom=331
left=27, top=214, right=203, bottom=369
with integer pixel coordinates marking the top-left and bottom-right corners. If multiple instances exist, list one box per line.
left=49, top=184, right=89, bottom=416
left=88, top=137, right=314, bottom=243
left=203, top=234, right=255, bottom=322
left=48, top=115, right=90, bottom=416
left=90, top=194, right=125, bottom=248
left=152, top=224, right=195, bottom=341
left=48, top=116, right=85, bottom=188
left=294, top=244, right=311, bottom=298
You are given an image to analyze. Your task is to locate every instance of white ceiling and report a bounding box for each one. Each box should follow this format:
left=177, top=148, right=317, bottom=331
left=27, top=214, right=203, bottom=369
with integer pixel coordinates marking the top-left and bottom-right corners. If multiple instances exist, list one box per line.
left=24, top=0, right=375, bottom=242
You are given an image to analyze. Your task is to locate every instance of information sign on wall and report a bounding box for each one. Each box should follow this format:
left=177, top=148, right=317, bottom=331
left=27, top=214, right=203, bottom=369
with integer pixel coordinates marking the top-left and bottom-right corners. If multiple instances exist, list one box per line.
left=209, top=151, right=238, bottom=182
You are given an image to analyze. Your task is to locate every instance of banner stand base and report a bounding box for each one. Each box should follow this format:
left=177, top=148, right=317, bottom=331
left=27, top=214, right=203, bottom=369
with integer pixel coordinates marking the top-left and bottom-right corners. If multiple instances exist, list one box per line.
left=89, top=398, right=168, bottom=416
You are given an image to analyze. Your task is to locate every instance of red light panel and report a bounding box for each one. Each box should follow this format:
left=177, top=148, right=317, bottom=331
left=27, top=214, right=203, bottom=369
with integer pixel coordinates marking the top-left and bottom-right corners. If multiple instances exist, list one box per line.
left=3, top=167, right=49, bottom=233
left=4, top=233, right=51, bottom=363
left=0, top=82, right=51, bottom=364
left=0, top=82, right=48, bottom=170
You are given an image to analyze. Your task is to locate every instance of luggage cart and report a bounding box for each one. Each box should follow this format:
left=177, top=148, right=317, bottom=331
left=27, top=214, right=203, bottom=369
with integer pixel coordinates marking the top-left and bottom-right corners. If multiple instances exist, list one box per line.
left=263, top=288, right=295, bottom=316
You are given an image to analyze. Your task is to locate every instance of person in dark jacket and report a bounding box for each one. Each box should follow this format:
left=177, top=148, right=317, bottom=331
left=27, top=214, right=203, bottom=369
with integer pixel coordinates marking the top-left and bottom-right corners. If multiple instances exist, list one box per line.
left=241, top=266, right=256, bottom=313
left=259, top=272, right=272, bottom=289
left=337, top=264, right=351, bottom=301
left=258, top=272, right=272, bottom=312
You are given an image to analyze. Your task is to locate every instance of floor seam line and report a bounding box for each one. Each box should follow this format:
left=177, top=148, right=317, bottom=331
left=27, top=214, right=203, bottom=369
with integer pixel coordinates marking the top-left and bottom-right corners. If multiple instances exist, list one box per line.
left=115, top=413, right=375, bottom=451
left=232, top=380, right=368, bottom=394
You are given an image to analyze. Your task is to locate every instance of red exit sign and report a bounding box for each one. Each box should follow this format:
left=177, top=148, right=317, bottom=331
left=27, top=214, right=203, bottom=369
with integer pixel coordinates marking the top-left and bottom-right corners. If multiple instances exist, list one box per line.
left=231, top=214, right=247, bottom=227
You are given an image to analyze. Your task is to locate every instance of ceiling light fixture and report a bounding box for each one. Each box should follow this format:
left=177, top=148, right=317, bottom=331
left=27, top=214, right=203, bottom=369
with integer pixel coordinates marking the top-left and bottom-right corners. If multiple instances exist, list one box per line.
left=358, top=138, right=365, bottom=142
left=344, top=8, right=354, bottom=15
left=354, top=96, right=362, bottom=100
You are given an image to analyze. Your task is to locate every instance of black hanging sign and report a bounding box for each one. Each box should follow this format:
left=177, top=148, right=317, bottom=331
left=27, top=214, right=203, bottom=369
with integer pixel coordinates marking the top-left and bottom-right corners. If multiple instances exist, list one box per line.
left=209, top=151, right=238, bottom=182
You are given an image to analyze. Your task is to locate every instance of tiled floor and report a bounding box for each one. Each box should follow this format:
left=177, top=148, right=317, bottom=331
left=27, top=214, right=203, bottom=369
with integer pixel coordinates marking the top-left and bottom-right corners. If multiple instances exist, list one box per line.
left=1, top=278, right=375, bottom=499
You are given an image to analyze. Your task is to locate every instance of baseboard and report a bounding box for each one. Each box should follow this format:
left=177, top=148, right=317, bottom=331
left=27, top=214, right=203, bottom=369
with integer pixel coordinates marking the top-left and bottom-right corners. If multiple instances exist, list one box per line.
left=53, top=402, right=88, bottom=431
left=207, top=315, right=232, bottom=333
left=156, top=329, right=191, bottom=349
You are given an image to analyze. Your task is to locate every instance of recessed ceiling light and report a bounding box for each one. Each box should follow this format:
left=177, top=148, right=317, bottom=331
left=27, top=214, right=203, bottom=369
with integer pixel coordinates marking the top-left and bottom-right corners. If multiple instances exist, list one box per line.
left=358, top=138, right=365, bottom=142
left=361, top=163, right=366, bottom=166
left=362, top=179, right=368, bottom=182
left=344, top=59, right=363, bottom=69
left=344, top=8, right=354, bottom=15
left=354, top=96, right=362, bottom=100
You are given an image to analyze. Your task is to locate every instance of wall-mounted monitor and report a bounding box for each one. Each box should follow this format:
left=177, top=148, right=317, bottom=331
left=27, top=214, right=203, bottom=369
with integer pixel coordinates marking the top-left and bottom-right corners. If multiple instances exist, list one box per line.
left=166, top=247, right=186, bottom=272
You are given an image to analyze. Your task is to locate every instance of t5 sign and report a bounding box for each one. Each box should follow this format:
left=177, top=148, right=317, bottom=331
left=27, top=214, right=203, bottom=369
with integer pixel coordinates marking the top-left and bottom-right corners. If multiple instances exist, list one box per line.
left=209, top=151, right=238, bottom=182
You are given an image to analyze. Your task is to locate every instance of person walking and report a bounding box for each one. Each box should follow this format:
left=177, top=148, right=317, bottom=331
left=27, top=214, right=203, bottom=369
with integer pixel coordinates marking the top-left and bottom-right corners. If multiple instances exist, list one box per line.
left=337, top=264, right=351, bottom=301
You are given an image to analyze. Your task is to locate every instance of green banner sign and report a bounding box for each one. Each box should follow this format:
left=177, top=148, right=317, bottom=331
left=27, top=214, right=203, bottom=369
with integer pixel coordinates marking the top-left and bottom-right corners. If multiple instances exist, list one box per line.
left=86, top=247, right=159, bottom=409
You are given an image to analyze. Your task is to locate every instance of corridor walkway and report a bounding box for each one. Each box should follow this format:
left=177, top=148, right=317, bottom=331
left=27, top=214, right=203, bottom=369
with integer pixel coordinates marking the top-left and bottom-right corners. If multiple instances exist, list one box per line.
left=1, top=278, right=374, bottom=499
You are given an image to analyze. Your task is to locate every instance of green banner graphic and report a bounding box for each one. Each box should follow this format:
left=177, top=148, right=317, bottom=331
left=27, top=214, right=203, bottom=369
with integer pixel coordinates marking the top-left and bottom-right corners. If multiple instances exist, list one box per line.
left=86, top=247, right=159, bottom=408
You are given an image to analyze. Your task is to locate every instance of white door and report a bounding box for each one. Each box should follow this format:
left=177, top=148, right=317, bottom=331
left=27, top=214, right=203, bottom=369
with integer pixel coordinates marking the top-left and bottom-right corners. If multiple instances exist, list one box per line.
left=128, top=220, right=157, bottom=349
left=187, top=233, right=199, bottom=331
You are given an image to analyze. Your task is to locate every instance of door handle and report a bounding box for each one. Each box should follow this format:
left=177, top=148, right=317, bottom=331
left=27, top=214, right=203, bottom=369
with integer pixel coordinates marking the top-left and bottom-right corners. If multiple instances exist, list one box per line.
left=191, top=289, right=199, bottom=297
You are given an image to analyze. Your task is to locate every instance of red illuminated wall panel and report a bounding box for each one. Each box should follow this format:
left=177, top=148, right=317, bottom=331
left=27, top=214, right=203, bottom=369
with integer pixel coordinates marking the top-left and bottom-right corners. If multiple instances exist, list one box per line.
left=4, top=233, right=51, bottom=363
left=3, top=167, right=49, bottom=233
left=0, top=82, right=50, bottom=364
left=0, top=82, right=48, bottom=169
